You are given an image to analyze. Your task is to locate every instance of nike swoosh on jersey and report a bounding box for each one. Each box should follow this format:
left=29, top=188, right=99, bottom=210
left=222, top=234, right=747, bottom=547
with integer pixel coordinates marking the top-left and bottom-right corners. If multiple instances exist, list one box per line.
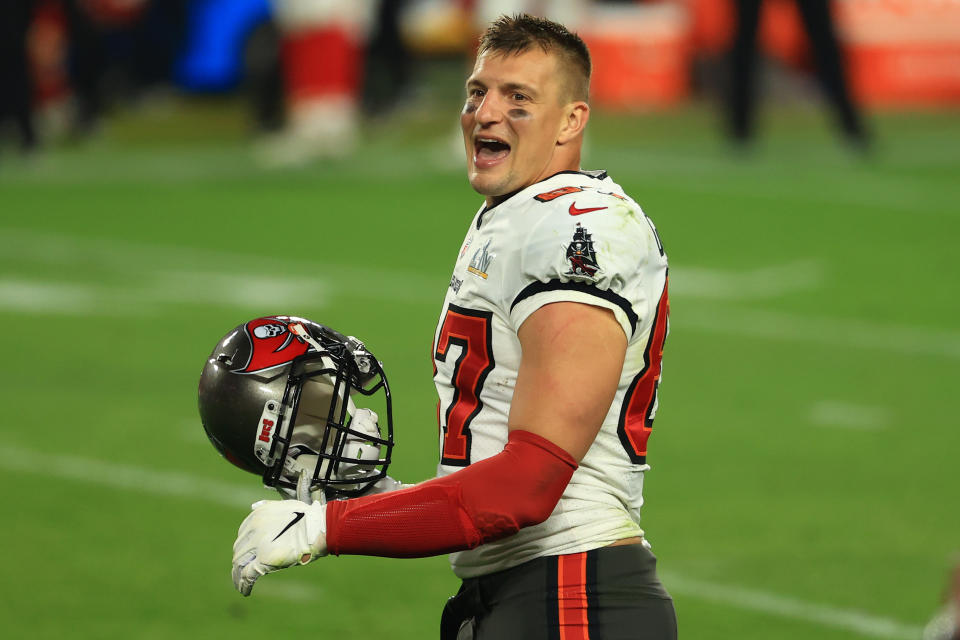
left=568, top=203, right=608, bottom=216
left=273, top=511, right=305, bottom=541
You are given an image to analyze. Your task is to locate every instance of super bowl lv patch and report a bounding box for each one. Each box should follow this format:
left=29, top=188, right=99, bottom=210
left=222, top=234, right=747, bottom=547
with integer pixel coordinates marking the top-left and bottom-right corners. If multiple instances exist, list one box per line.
left=564, top=223, right=601, bottom=278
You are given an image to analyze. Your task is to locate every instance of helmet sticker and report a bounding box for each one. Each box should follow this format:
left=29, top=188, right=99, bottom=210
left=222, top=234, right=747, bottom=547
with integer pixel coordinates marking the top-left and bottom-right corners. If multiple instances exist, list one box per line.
left=237, top=316, right=312, bottom=373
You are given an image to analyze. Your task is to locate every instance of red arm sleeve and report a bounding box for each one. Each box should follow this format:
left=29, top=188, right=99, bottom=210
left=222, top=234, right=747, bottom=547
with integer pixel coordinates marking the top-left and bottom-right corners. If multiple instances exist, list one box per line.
left=324, top=429, right=577, bottom=558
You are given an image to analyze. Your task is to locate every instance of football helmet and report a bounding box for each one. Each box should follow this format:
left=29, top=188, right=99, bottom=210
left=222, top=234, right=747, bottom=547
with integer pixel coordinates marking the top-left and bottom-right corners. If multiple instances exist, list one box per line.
left=198, top=315, right=393, bottom=498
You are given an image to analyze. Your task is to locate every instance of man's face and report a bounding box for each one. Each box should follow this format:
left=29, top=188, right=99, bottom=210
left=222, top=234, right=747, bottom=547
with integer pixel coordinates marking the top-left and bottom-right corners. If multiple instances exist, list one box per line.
left=461, top=48, right=574, bottom=203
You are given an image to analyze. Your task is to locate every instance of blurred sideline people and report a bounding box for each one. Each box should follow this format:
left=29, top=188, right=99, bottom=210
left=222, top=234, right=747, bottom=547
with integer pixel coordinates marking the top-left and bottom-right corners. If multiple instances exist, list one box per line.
left=1, top=0, right=113, bottom=153
left=4, top=0, right=406, bottom=165
left=62, top=0, right=109, bottom=137
left=362, top=0, right=413, bottom=117
left=0, top=0, right=37, bottom=156
left=923, top=559, right=960, bottom=640
left=252, top=0, right=414, bottom=163
left=728, top=0, right=870, bottom=150
left=46, top=0, right=166, bottom=138
left=257, top=0, right=374, bottom=166
left=1, top=0, right=186, bottom=154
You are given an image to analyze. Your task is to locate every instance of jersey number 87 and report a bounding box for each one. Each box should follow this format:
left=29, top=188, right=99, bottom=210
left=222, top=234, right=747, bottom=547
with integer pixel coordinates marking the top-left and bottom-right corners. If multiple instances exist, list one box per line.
left=435, top=284, right=668, bottom=467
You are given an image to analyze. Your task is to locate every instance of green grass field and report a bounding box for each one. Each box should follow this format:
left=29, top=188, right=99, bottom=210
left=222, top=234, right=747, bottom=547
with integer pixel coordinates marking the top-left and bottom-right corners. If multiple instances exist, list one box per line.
left=1, top=91, right=958, bottom=639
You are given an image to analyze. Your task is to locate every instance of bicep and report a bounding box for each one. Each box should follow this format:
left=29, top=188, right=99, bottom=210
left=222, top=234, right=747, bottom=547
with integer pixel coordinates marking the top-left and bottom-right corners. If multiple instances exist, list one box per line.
left=509, top=302, right=627, bottom=462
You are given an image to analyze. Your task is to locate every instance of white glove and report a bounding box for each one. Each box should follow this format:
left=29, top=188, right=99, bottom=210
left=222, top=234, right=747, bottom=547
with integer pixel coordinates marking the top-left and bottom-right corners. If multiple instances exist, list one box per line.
left=231, top=494, right=327, bottom=596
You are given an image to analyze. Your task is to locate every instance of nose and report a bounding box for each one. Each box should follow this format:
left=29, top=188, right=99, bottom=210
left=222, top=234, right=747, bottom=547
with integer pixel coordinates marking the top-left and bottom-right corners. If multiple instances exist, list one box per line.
left=474, top=93, right=503, bottom=126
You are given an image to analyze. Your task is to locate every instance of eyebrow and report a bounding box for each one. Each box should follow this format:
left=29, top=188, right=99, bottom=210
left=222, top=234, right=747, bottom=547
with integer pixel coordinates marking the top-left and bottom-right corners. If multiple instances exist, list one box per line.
left=466, top=78, right=539, bottom=99
left=503, top=82, right=538, bottom=98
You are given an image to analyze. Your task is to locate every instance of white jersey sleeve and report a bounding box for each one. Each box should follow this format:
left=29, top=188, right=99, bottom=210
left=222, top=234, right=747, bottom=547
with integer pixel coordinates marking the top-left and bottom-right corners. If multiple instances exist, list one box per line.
left=501, top=174, right=665, bottom=344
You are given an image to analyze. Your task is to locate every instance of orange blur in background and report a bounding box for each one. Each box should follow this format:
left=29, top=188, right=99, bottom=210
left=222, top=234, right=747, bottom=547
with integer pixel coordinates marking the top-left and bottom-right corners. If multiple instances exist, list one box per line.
left=582, top=0, right=960, bottom=109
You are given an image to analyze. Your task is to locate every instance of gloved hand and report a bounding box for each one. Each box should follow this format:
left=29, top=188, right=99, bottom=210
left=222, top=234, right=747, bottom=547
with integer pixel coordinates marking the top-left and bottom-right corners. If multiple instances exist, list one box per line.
left=232, top=474, right=327, bottom=596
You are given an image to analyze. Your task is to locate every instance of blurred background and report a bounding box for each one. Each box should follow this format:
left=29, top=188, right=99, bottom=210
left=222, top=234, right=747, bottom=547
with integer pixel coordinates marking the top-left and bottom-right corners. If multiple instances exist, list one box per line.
left=1, top=0, right=958, bottom=639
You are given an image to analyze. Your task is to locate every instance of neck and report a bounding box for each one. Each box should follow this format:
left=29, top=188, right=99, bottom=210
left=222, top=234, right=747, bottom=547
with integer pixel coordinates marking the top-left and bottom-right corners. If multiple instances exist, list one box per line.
left=484, top=149, right=583, bottom=208
left=485, top=167, right=581, bottom=208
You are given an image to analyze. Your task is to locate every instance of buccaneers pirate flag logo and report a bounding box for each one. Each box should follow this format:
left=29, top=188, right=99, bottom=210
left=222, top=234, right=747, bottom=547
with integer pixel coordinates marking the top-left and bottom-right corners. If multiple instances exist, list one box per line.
left=236, top=316, right=312, bottom=373
left=564, top=223, right=602, bottom=278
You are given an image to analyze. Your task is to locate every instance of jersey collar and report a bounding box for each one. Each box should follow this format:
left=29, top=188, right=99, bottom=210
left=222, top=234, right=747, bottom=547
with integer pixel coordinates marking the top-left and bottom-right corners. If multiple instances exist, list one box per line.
left=475, top=169, right=609, bottom=229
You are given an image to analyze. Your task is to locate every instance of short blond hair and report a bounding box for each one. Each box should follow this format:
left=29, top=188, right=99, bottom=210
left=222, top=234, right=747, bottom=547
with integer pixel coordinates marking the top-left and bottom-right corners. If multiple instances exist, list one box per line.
left=478, top=14, right=591, bottom=103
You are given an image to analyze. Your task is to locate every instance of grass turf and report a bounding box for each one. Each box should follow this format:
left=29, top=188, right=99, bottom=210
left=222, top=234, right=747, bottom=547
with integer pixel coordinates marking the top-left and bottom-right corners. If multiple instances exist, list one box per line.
left=1, top=96, right=958, bottom=639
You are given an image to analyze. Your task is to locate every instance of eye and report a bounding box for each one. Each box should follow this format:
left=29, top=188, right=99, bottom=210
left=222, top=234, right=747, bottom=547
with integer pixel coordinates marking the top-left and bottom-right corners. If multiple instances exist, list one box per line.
left=468, top=87, right=485, bottom=99
left=511, top=92, right=528, bottom=102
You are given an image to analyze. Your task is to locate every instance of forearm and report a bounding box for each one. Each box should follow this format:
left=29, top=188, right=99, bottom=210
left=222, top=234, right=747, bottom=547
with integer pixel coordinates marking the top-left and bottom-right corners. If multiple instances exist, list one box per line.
left=325, top=429, right=577, bottom=557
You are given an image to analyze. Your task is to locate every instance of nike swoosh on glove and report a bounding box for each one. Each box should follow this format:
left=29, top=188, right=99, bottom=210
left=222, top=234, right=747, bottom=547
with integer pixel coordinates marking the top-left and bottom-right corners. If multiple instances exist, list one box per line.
left=231, top=499, right=327, bottom=596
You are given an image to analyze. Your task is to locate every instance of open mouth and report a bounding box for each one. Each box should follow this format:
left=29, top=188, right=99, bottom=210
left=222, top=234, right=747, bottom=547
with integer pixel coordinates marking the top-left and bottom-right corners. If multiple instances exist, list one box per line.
left=474, top=137, right=511, bottom=168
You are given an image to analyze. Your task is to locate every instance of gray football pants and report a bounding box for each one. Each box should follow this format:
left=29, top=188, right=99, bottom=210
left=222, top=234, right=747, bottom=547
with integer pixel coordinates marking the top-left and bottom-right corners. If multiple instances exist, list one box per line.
left=440, top=544, right=678, bottom=639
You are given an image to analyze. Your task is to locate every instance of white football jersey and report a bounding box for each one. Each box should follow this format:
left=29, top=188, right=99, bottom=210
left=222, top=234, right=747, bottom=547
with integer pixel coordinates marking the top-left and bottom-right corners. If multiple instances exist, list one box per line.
left=432, top=170, right=669, bottom=579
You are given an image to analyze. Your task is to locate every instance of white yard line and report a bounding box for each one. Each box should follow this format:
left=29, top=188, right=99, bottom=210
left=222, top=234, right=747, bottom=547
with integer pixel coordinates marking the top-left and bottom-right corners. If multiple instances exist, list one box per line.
left=0, top=443, right=318, bottom=602
left=674, top=306, right=960, bottom=360
left=0, top=228, right=440, bottom=304
left=595, top=147, right=952, bottom=216
left=0, top=444, right=924, bottom=637
left=5, top=228, right=825, bottom=302
left=809, top=401, right=891, bottom=430
left=0, top=231, right=824, bottom=313
left=0, top=444, right=262, bottom=509
left=671, top=260, right=824, bottom=300
left=0, top=275, right=329, bottom=315
left=0, top=279, right=100, bottom=314
left=4, top=229, right=960, bottom=359
left=661, top=572, right=923, bottom=640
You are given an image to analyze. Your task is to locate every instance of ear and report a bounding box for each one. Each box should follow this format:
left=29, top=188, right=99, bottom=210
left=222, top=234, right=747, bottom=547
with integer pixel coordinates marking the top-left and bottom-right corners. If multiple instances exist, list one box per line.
left=557, top=102, right=590, bottom=146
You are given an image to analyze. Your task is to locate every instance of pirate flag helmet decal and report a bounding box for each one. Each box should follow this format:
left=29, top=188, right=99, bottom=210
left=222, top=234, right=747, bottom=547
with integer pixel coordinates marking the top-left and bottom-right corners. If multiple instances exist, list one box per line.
left=198, top=315, right=394, bottom=498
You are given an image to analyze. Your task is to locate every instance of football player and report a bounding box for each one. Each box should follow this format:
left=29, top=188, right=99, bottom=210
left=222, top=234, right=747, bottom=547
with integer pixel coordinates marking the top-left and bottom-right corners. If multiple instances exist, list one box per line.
left=257, top=0, right=373, bottom=165
left=222, top=14, right=676, bottom=639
